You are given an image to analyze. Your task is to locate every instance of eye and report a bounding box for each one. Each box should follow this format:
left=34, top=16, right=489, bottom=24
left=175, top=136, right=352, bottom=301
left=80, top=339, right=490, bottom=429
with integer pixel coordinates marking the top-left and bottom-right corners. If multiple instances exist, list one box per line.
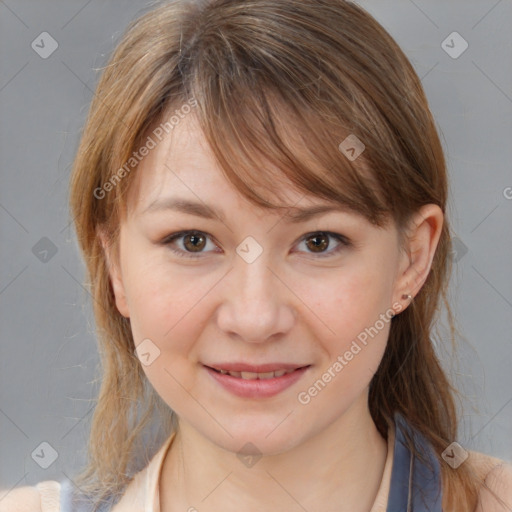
left=162, top=230, right=220, bottom=259
left=295, top=231, right=350, bottom=258
left=162, top=230, right=350, bottom=259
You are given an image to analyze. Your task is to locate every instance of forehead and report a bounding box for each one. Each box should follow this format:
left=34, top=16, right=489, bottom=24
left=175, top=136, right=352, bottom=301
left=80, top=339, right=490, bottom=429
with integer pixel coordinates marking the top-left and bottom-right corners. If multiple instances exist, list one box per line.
left=125, top=114, right=344, bottom=218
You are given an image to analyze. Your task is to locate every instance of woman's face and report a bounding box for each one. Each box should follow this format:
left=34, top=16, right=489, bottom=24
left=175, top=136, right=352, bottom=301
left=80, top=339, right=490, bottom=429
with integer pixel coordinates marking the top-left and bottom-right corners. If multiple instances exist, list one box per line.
left=103, top=115, right=426, bottom=455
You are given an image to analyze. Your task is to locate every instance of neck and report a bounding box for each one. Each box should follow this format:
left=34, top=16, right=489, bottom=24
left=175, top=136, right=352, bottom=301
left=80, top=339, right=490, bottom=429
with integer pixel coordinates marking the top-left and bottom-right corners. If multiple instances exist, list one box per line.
left=159, top=398, right=388, bottom=512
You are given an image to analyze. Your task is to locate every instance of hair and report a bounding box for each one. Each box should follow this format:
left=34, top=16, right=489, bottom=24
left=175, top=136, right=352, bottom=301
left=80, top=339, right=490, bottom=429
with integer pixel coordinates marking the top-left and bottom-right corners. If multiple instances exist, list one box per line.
left=68, top=0, right=493, bottom=510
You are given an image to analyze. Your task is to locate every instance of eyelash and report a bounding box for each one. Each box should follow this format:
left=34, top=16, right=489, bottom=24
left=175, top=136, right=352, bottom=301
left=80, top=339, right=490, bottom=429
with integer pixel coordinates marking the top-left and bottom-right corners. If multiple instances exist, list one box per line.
left=161, top=230, right=351, bottom=259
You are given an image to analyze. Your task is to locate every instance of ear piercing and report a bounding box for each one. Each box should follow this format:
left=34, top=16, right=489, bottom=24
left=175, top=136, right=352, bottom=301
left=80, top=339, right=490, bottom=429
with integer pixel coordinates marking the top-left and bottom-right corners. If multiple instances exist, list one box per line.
left=391, top=293, right=413, bottom=318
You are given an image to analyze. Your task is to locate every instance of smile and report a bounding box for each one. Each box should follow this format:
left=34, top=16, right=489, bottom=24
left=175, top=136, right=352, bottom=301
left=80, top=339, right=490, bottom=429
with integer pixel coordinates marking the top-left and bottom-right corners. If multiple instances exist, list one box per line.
left=204, top=364, right=311, bottom=398
left=209, top=368, right=297, bottom=379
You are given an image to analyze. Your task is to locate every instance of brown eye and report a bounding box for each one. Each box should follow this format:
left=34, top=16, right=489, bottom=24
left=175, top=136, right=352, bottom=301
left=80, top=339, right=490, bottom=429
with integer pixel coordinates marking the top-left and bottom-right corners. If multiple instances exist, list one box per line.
left=305, top=233, right=330, bottom=253
left=163, top=230, right=219, bottom=258
left=296, top=231, right=350, bottom=258
left=183, top=232, right=207, bottom=252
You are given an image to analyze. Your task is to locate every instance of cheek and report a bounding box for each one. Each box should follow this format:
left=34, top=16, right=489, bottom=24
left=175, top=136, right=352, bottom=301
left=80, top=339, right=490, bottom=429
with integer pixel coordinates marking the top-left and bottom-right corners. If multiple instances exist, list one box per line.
left=122, top=258, right=213, bottom=404
left=295, top=257, right=395, bottom=348
left=295, top=268, right=392, bottom=413
left=121, top=250, right=218, bottom=360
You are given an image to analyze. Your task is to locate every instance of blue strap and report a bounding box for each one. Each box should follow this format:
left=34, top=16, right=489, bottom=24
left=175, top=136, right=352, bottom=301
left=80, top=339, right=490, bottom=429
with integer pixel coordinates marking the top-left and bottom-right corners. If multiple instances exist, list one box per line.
left=59, top=479, right=73, bottom=511
left=387, top=412, right=443, bottom=512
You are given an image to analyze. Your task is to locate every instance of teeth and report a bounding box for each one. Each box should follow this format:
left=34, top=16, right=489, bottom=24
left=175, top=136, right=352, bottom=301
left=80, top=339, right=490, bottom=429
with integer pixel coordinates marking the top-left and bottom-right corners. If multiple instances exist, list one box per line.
left=216, top=368, right=297, bottom=379
left=240, top=371, right=259, bottom=380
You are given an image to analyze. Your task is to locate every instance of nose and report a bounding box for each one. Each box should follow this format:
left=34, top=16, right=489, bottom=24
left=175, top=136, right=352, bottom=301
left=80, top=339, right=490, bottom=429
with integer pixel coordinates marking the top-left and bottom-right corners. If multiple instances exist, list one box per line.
left=215, top=252, right=296, bottom=343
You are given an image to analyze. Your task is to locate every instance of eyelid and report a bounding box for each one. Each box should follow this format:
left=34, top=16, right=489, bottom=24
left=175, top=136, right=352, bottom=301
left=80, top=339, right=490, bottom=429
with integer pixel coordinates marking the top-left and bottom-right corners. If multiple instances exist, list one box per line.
left=161, top=230, right=351, bottom=259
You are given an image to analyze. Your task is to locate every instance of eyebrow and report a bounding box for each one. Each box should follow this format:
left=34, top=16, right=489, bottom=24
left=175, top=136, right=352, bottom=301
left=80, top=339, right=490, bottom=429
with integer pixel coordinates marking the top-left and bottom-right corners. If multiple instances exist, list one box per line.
left=142, top=197, right=350, bottom=223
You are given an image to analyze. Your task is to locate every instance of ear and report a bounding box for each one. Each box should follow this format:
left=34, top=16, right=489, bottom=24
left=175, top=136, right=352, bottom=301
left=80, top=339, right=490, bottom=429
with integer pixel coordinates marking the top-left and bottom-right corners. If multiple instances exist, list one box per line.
left=97, top=227, right=130, bottom=318
left=393, top=204, right=444, bottom=312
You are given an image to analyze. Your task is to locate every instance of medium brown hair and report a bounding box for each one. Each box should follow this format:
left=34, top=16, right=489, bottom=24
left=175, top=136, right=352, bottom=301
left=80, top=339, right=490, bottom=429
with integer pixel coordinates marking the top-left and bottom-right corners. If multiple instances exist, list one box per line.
left=69, top=0, right=487, bottom=509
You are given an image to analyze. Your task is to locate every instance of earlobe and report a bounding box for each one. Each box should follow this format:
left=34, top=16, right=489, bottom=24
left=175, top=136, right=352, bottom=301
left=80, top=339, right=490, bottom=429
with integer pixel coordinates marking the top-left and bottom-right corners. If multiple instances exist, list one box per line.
left=97, top=227, right=130, bottom=318
left=393, top=204, right=444, bottom=309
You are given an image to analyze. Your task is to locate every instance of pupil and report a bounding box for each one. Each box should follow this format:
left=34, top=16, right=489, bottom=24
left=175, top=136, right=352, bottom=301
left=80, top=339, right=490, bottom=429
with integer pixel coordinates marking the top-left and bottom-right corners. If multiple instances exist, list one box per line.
left=309, top=234, right=328, bottom=252
left=185, top=233, right=205, bottom=252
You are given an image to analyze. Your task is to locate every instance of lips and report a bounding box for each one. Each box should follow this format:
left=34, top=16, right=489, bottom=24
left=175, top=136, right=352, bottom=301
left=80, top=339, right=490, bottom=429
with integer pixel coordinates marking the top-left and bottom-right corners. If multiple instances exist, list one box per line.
left=204, top=363, right=311, bottom=398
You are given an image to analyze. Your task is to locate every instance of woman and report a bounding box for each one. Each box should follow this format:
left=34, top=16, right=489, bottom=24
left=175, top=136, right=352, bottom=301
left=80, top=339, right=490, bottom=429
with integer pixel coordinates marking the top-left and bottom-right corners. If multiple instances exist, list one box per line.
left=2, top=0, right=511, bottom=510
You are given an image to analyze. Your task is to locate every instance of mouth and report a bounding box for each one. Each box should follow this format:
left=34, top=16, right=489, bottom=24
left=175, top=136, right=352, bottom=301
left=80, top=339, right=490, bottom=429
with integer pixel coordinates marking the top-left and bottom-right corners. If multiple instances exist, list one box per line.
left=205, top=366, right=308, bottom=380
left=203, top=363, right=311, bottom=398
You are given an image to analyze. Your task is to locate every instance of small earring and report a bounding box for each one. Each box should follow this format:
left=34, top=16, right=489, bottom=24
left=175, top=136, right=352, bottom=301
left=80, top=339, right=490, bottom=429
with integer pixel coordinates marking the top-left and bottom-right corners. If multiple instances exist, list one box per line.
left=391, top=293, right=413, bottom=318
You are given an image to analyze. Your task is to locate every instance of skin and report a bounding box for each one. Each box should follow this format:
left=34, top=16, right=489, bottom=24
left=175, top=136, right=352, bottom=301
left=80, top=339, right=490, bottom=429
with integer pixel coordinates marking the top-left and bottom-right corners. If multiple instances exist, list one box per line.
left=100, top=115, right=444, bottom=512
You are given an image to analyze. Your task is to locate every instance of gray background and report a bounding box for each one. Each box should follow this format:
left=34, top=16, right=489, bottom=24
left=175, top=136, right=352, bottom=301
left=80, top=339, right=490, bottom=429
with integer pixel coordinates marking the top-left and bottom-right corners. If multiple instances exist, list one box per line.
left=1, top=0, right=511, bottom=492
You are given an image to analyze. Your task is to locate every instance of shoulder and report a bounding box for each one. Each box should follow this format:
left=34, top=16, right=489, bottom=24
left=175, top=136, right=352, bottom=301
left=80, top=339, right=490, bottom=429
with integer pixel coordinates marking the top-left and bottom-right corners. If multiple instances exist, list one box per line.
left=0, top=480, right=62, bottom=512
left=0, top=485, right=42, bottom=512
left=469, top=450, right=512, bottom=512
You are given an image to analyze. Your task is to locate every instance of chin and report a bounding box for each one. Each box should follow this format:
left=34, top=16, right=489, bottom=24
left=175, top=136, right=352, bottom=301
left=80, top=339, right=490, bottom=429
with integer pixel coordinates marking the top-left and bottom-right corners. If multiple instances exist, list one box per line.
left=195, top=418, right=307, bottom=457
